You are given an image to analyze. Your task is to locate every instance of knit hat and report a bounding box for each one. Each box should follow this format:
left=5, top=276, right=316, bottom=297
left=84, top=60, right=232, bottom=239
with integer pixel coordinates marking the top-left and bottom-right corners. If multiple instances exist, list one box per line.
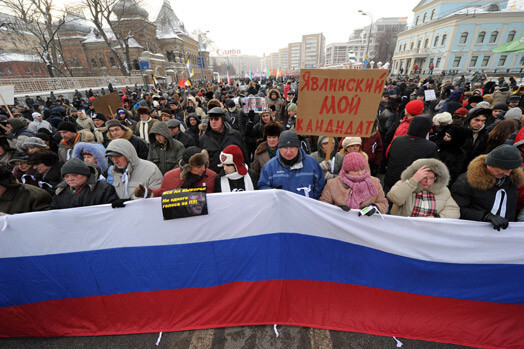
left=264, top=122, right=282, bottom=137
left=432, top=112, right=452, bottom=126
left=388, top=88, right=397, bottom=96
left=342, top=137, right=362, bottom=150
left=468, top=95, right=484, bottom=105
left=22, top=137, right=46, bottom=149
left=287, top=103, right=298, bottom=112
left=504, top=108, right=523, bottom=121
left=106, top=119, right=125, bottom=130
left=453, top=107, right=469, bottom=117
left=60, top=158, right=91, bottom=177
left=342, top=152, right=367, bottom=172
left=405, top=100, right=424, bottom=116
left=492, top=103, right=509, bottom=111
left=485, top=145, right=522, bottom=169
left=32, top=112, right=42, bottom=118
left=508, top=95, right=520, bottom=103
left=93, top=113, right=107, bottom=122
left=166, top=119, right=181, bottom=128
left=57, top=121, right=77, bottom=133
left=278, top=130, right=300, bottom=148
left=477, top=101, right=491, bottom=108
left=407, top=116, right=433, bottom=138
left=218, top=144, right=247, bottom=175
left=69, top=107, right=78, bottom=113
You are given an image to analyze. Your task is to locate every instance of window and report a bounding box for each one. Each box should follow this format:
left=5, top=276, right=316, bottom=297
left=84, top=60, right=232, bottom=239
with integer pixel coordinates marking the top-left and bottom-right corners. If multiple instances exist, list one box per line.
left=477, top=31, right=486, bottom=44
left=489, top=31, right=499, bottom=43
left=415, top=16, right=419, bottom=25
left=417, top=40, right=421, bottom=49
left=7, top=67, right=14, bottom=74
left=91, top=58, right=97, bottom=67
left=398, top=44, right=402, bottom=51
left=459, top=32, right=468, bottom=44
left=424, top=39, right=429, bottom=48
left=423, top=13, right=427, bottom=23
left=434, top=36, right=439, bottom=47
left=430, top=9, right=436, bottom=20
left=507, top=30, right=516, bottom=43
left=410, top=42, right=414, bottom=49
left=99, top=58, right=105, bottom=67
left=482, top=55, right=490, bottom=67
left=109, top=57, right=116, bottom=67
left=436, top=57, right=441, bottom=68
left=519, top=56, right=524, bottom=66
left=498, top=55, right=507, bottom=66
left=24, top=67, right=31, bottom=74
left=469, top=56, right=478, bottom=67
left=34, top=66, right=41, bottom=73
left=441, top=34, right=447, bottom=46
left=0, top=67, right=5, bottom=74
left=452, top=56, right=462, bottom=68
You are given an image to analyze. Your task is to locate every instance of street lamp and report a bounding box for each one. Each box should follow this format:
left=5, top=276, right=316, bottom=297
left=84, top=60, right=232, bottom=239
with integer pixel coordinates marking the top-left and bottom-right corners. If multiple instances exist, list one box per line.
left=358, top=10, right=374, bottom=68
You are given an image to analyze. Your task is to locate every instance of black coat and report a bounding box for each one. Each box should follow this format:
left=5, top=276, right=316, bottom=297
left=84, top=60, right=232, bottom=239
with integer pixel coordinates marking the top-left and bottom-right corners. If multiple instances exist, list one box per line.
left=199, top=124, right=248, bottom=174
left=173, top=130, right=197, bottom=148
left=52, top=180, right=119, bottom=209
left=451, top=155, right=524, bottom=222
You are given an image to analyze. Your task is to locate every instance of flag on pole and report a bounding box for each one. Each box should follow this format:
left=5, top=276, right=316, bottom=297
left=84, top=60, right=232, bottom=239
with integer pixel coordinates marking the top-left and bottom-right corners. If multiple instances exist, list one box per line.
left=187, top=59, right=194, bottom=78
left=276, top=70, right=281, bottom=78
left=227, top=71, right=231, bottom=85
left=217, top=73, right=221, bottom=82
left=249, top=70, right=253, bottom=81
left=266, top=69, right=270, bottom=79
left=152, top=75, right=158, bottom=88
left=185, top=78, right=192, bottom=87
left=177, top=78, right=185, bottom=88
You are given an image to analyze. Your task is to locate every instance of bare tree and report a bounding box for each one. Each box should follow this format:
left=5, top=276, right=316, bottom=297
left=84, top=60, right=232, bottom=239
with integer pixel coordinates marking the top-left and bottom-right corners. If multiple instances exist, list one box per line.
left=372, top=31, right=399, bottom=65
left=191, top=29, right=215, bottom=52
left=0, top=0, right=73, bottom=77
left=82, top=0, right=149, bottom=76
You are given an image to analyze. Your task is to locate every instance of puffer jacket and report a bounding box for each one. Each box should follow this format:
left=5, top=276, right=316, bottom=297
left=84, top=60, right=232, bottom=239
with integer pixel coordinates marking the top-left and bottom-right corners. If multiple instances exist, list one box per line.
left=257, top=148, right=325, bottom=199
left=106, top=139, right=163, bottom=199
left=388, top=158, right=460, bottom=218
left=147, top=122, right=184, bottom=174
left=451, top=154, right=524, bottom=222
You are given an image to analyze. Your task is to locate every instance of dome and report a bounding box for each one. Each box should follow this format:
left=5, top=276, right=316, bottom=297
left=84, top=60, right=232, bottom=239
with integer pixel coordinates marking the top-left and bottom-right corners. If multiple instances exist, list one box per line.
left=113, top=0, right=148, bottom=20
left=60, top=12, right=93, bottom=34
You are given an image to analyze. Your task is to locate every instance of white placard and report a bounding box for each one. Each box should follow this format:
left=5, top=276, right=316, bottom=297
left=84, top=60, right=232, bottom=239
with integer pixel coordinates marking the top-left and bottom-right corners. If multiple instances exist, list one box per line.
left=424, top=89, right=436, bottom=101
left=0, top=85, right=14, bottom=105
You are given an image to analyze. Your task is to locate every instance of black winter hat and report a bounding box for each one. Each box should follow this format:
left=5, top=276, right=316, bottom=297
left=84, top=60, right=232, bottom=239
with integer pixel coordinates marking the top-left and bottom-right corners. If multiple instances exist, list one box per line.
left=93, top=113, right=107, bottom=122
left=225, top=99, right=236, bottom=108
left=27, top=150, right=58, bottom=166
left=181, top=146, right=203, bottom=166
left=485, top=145, right=522, bottom=170
left=492, top=103, right=509, bottom=111
left=208, top=107, right=226, bottom=117
left=57, top=121, right=77, bottom=133
left=278, top=130, right=300, bottom=148
left=61, top=158, right=91, bottom=177
left=407, top=115, right=432, bottom=138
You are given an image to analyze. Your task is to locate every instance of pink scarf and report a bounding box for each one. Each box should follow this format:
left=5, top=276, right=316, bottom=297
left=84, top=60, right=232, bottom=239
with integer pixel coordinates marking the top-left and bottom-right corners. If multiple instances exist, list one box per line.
left=338, top=169, right=378, bottom=209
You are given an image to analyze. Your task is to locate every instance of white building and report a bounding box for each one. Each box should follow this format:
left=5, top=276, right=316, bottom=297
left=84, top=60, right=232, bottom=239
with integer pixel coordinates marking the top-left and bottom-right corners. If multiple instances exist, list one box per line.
left=325, top=42, right=351, bottom=67
left=391, top=0, right=524, bottom=76
left=301, top=33, right=325, bottom=68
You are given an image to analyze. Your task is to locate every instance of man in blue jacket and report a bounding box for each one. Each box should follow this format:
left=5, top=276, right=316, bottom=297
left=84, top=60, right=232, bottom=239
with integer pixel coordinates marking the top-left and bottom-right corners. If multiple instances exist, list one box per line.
left=258, top=130, right=325, bottom=199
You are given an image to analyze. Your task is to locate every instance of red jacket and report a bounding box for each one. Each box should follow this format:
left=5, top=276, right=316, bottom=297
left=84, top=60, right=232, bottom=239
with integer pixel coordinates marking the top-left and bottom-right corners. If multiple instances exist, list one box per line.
left=362, top=132, right=383, bottom=166
left=152, top=167, right=217, bottom=197
left=386, top=117, right=413, bottom=157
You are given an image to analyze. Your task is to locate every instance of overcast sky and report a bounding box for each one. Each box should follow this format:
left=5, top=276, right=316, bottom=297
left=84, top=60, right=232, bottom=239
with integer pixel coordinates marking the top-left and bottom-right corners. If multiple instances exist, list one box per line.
left=143, top=0, right=419, bottom=57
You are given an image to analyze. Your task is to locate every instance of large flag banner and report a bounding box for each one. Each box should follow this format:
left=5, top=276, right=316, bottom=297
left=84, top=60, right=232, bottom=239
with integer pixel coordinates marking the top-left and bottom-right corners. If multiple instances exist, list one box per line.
left=1, top=190, right=523, bottom=348
left=296, top=69, right=388, bottom=138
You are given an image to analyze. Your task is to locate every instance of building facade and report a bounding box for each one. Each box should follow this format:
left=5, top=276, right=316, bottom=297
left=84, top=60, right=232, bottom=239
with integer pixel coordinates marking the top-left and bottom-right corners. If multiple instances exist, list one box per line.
left=301, top=33, right=325, bottom=68
left=391, top=0, right=524, bottom=76
left=325, top=42, right=351, bottom=67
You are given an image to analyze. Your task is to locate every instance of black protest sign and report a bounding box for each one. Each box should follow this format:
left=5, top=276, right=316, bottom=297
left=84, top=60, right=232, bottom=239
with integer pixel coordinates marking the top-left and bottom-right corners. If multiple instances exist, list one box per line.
left=161, top=187, right=208, bottom=220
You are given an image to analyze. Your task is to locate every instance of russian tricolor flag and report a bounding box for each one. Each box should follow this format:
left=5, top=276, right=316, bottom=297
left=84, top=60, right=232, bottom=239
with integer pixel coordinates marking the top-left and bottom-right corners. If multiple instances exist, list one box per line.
left=1, top=190, right=523, bottom=348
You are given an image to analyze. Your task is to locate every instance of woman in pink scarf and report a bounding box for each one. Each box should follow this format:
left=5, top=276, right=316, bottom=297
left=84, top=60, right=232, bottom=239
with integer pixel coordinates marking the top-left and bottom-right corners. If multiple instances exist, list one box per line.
left=320, top=152, right=388, bottom=213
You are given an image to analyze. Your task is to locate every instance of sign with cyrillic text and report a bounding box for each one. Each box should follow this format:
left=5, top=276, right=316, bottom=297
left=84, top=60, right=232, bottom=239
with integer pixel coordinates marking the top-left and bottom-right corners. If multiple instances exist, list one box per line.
left=296, top=69, right=388, bottom=137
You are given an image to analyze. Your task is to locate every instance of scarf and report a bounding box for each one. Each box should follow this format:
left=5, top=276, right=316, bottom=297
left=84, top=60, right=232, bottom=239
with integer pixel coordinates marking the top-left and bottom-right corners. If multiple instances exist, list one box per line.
left=411, top=190, right=437, bottom=217
left=220, top=171, right=255, bottom=192
left=471, top=124, right=485, bottom=144
left=181, top=171, right=207, bottom=189
left=338, top=169, right=377, bottom=209
left=139, top=118, right=151, bottom=143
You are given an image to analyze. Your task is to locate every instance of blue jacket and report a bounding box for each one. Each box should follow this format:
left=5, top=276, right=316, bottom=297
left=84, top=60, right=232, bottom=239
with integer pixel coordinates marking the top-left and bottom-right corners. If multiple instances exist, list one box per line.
left=258, top=148, right=325, bottom=199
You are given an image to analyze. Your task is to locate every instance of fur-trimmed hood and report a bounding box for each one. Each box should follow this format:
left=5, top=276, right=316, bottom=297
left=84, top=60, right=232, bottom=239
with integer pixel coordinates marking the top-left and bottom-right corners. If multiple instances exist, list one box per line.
left=107, top=127, right=133, bottom=141
left=400, top=158, right=450, bottom=194
left=466, top=154, right=524, bottom=190
left=268, top=88, right=282, bottom=99
left=72, top=142, right=108, bottom=173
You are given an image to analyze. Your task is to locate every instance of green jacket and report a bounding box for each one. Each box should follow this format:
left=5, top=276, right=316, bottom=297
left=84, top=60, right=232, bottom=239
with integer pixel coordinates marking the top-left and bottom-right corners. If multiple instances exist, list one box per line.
left=147, top=122, right=184, bottom=174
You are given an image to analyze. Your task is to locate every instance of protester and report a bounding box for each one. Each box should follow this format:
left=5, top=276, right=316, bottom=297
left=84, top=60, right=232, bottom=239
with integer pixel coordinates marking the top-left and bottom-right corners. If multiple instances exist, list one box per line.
left=6, top=118, right=34, bottom=139
left=0, top=165, right=52, bottom=214
left=72, top=142, right=108, bottom=176
left=147, top=122, right=184, bottom=174
left=56, top=121, right=85, bottom=162
left=135, top=106, right=159, bottom=144
left=27, top=150, right=63, bottom=195
left=388, top=158, right=460, bottom=218
left=320, top=152, right=388, bottom=213
left=167, top=119, right=196, bottom=148
left=251, top=121, right=281, bottom=176
left=22, top=137, right=49, bottom=153
left=258, top=130, right=325, bottom=199
left=215, top=145, right=257, bottom=192
left=28, top=112, right=53, bottom=134
left=311, top=136, right=344, bottom=180
left=106, top=120, right=148, bottom=160
left=105, top=138, right=163, bottom=199
left=74, top=108, right=95, bottom=132
left=452, top=145, right=524, bottom=230
left=463, top=107, right=491, bottom=162
left=52, top=158, right=119, bottom=209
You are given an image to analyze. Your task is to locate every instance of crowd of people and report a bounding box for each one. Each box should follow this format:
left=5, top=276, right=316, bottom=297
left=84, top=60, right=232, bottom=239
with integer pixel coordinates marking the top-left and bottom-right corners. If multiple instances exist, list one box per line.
left=1, top=75, right=524, bottom=230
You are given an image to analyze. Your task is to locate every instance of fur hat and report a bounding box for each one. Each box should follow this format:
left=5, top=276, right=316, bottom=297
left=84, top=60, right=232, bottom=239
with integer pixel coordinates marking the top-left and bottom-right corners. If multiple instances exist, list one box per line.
left=22, top=137, right=47, bottom=150
left=27, top=150, right=58, bottom=166
left=61, top=158, right=91, bottom=177
left=468, top=95, right=484, bottom=105
left=504, top=108, right=523, bottom=121
left=136, top=106, right=151, bottom=115
left=342, top=152, right=367, bottom=172
left=405, top=100, right=424, bottom=116
left=485, top=145, right=522, bottom=169
left=278, top=130, right=300, bottom=148
left=57, top=121, right=77, bottom=133
left=106, top=119, right=126, bottom=130
left=218, top=145, right=247, bottom=175
left=433, top=112, right=452, bottom=126
left=180, top=147, right=209, bottom=178
left=264, top=122, right=282, bottom=138
left=342, top=137, right=362, bottom=149
left=287, top=103, right=298, bottom=112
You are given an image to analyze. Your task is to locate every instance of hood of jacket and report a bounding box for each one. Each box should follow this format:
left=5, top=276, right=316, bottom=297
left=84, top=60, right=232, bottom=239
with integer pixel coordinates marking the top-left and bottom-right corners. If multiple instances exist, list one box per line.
left=268, top=88, right=282, bottom=100
left=466, top=154, right=524, bottom=190
left=407, top=116, right=432, bottom=138
left=447, top=89, right=463, bottom=102
left=148, top=121, right=172, bottom=143
left=106, top=138, right=139, bottom=169
left=441, top=124, right=469, bottom=148
left=107, top=127, right=133, bottom=141
left=400, top=158, right=450, bottom=194
left=72, top=142, right=108, bottom=173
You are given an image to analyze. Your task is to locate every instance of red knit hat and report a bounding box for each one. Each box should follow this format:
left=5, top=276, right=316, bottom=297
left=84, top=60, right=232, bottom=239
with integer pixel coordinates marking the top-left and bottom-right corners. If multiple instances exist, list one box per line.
left=453, top=107, right=469, bottom=117
left=342, top=152, right=367, bottom=172
left=405, top=100, right=424, bottom=116
left=218, top=145, right=247, bottom=175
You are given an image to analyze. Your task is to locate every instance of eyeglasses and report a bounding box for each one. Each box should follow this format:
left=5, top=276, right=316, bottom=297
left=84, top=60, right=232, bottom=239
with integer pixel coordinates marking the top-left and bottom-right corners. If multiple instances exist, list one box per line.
left=421, top=176, right=437, bottom=181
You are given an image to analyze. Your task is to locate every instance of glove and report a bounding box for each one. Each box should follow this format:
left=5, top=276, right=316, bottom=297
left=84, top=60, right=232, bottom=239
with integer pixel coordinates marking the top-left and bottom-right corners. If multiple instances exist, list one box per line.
left=248, top=110, right=255, bottom=122
left=483, top=213, right=509, bottom=231
left=358, top=205, right=379, bottom=217
left=134, top=184, right=152, bottom=198
left=111, top=198, right=132, bottom=209
left=339, top=205, right=350, bottom=212
left=273, top=185, right=283, bottom=189
left=319, top=160, right=332, bottom=172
